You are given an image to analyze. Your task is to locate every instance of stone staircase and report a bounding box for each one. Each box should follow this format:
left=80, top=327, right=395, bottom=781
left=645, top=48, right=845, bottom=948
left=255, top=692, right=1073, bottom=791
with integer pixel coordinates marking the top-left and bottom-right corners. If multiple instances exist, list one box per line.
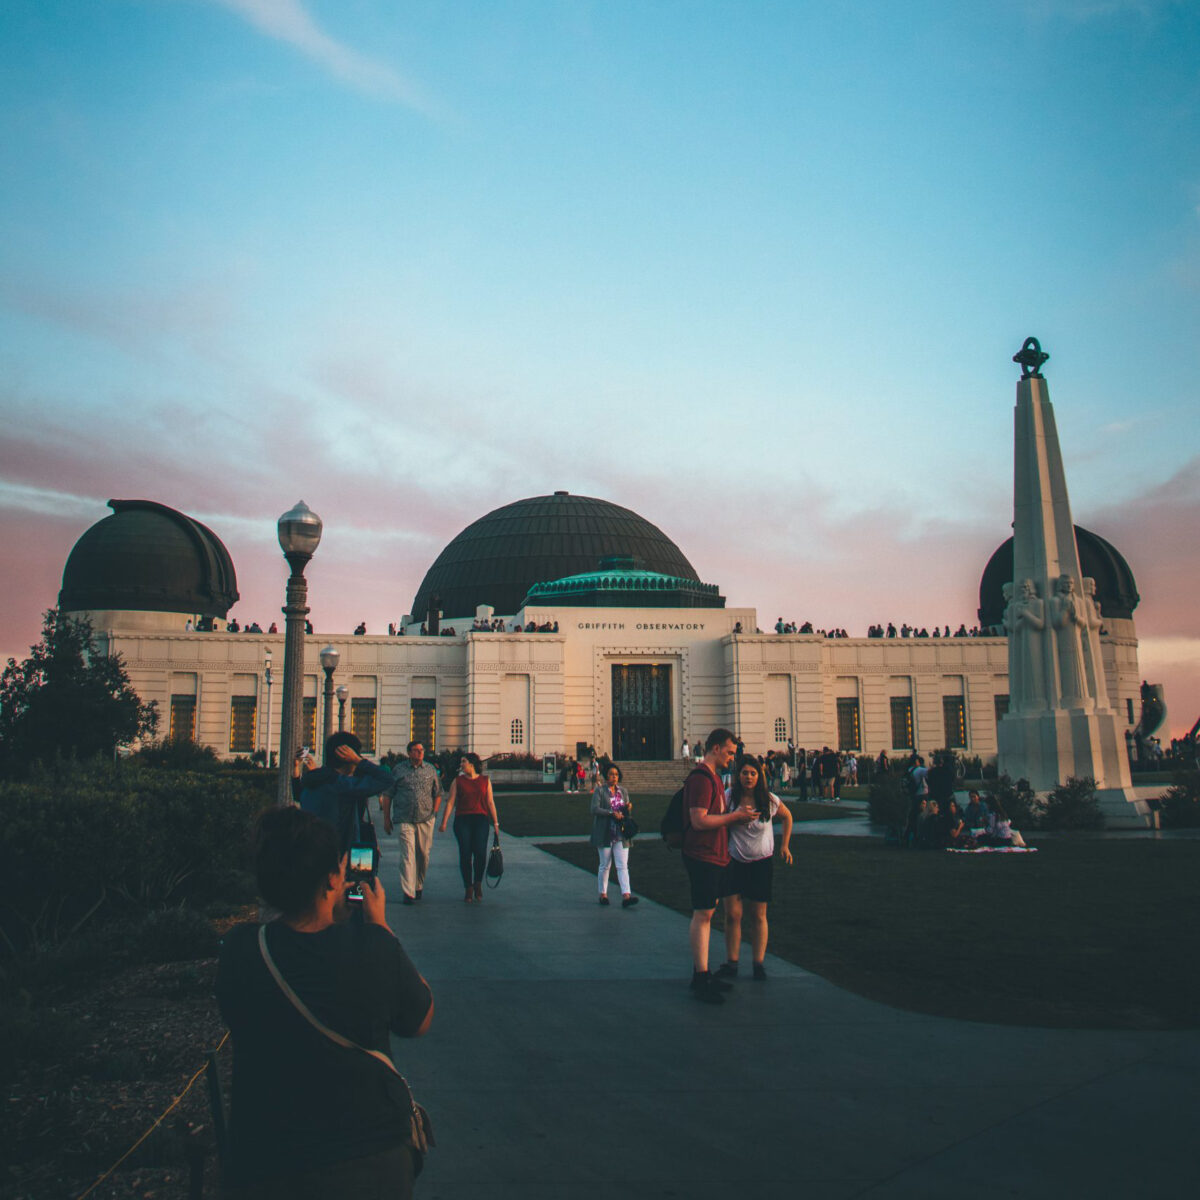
left=612, top=759, right=697, bottom=795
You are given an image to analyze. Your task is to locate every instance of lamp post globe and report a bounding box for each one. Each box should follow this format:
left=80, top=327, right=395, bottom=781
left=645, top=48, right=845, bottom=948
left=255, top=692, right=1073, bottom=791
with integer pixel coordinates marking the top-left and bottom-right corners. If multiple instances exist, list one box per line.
left=276, top=501, right=322, bottom=805
left=320, top=644, right=340, bottom=743
left=336, top=684, right=349, bottom=733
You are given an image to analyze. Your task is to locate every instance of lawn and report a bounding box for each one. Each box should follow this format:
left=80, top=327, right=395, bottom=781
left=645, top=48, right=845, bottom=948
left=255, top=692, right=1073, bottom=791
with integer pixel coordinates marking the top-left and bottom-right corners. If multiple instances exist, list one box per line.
left=538, top=833, right=1200, bottom=1031
left=495, top=791, right=858, bottom=838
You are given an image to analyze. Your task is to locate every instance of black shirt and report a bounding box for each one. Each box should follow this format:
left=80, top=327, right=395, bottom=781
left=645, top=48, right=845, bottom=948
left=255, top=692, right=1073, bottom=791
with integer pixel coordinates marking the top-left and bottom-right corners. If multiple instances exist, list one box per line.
left=216, top=920, right=432, bottom=1183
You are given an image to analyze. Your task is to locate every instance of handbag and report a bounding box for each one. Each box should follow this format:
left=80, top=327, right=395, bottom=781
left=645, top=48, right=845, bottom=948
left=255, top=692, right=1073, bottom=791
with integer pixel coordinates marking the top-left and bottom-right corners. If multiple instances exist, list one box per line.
left=485, top=832, right=504, bottom=886
left=618, top=816, right=639, bottom=840
left=257, top=926, right=435, bottom=1158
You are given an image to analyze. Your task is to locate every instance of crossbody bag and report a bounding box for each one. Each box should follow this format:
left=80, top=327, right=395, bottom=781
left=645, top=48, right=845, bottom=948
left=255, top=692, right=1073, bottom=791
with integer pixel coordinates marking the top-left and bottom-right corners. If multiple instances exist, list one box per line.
left=256, top=926, right=435, bottom=1157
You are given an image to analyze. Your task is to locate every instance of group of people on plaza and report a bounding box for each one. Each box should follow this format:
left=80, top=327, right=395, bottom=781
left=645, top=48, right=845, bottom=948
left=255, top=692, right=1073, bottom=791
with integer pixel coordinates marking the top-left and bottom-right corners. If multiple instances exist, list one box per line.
left=901, top=754, right=1015, bottom=850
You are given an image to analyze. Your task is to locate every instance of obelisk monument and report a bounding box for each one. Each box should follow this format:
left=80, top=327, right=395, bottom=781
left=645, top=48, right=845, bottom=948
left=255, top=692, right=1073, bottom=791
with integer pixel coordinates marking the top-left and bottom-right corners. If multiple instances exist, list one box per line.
left=996, top=338, right=1144, bottom=822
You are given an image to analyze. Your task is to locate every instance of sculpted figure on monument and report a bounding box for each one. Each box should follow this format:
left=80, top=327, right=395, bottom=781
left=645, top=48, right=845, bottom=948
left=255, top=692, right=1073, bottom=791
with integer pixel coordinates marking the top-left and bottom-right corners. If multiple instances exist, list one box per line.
left=1011, top=578, right=1045, bottom=709
left=1050, top=573, right=1090, bottom=706
left=1079, top=576, right=1105, bottom=699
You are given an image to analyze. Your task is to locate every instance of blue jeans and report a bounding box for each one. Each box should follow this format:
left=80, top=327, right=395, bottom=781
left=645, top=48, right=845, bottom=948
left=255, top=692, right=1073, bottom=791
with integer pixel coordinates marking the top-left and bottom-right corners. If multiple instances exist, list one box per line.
left=453, top=814, right=491, bottom=886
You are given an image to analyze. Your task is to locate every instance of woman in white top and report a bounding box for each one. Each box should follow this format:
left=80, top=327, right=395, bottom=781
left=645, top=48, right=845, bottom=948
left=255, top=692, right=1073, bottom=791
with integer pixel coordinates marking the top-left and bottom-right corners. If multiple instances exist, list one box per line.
left=715, top=756, right=793, bottom=981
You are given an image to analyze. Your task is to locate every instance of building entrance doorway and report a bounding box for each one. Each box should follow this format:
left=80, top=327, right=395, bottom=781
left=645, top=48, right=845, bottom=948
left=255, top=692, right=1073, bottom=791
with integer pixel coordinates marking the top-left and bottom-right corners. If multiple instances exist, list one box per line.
left=611, top=664, right=672, bottom=760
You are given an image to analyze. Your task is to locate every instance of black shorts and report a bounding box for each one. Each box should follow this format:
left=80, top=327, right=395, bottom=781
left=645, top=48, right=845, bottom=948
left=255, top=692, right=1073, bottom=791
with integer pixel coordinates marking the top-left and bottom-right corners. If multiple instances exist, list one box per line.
left=683, top=854, right=734, bottom=911
left=726, top=855, right=773, bottom=904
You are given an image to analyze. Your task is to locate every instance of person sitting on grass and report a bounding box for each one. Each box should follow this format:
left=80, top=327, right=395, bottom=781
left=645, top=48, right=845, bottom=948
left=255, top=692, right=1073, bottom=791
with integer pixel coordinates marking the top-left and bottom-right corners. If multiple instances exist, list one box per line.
left=916, top=798, right=941, bottom=849
left=217, top=807, right=433, bottom=1199
left=963, top=790, right=990, bottom=833
left=943, top=797, right=971, bottom=847
left=981, top=797, right=1014, bottom=847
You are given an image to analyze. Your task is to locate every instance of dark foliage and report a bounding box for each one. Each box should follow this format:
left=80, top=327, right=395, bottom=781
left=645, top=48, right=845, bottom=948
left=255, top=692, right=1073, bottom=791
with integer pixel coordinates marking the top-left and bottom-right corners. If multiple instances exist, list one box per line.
left=985, top=774, right=1039, bottom=830
left=1040, top=775, right=1105, bottom=830
left=867, top=771, right=908, bottom=833
left=0, top=610, right=159, bottom=778
left=1159, top=770, right=1200, bottom=828
left=132, top=737, right=220, bottom=772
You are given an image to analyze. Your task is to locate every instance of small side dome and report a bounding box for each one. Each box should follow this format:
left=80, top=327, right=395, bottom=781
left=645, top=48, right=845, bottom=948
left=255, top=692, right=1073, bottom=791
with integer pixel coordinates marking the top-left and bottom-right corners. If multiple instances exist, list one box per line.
left=59, top=499, right=239, bottom=617
left=978, top=526, right=1139, bottom=628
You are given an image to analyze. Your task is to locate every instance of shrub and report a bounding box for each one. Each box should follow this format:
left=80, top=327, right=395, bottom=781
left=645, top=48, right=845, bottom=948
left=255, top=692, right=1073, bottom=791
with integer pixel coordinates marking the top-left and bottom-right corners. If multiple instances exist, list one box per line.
left=984, top=774, right=1038, bottom=830
left=0, top=762, right=264, bottom=955
left=1040, top=776, right=1105, bottom=830
left=132, top=738, right=220, bottom=772
left=485, top=752, right=542, bottom=771
left=131, top=908, right=219, bottom=963
left=1159, top=770, right=1200, bottom=828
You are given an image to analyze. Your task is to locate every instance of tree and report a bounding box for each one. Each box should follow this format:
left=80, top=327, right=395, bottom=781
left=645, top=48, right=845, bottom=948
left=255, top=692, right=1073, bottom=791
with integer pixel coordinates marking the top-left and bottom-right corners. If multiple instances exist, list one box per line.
left=0, top=609, right=158, bottom=775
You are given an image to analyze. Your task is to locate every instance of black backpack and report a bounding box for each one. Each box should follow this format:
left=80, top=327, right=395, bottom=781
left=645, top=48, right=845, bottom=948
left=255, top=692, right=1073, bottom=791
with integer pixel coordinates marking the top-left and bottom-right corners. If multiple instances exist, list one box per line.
left=660, top=785, right=687, bottom=849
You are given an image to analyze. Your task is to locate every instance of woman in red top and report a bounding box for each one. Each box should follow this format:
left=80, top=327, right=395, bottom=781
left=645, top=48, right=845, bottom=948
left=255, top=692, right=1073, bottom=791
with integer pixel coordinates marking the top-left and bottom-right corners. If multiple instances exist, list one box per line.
left=439, top=752, right=500, bottom=902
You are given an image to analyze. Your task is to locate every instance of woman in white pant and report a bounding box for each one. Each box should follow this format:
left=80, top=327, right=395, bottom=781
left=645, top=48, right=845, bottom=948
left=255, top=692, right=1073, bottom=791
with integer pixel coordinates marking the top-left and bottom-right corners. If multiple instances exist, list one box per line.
left=589, top=764, right=639, bottom=909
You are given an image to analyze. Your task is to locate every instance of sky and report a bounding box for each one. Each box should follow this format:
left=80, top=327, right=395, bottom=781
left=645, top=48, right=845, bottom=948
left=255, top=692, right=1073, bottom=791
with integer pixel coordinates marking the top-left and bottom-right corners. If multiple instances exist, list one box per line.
left=1, top=0, right=1198, bottom=737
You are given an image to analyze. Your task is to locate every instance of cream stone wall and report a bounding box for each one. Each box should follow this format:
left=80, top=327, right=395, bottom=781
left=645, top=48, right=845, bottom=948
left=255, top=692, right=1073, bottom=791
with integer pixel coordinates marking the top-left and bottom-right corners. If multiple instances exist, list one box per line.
left=97, top=603, right=1141, bottom=763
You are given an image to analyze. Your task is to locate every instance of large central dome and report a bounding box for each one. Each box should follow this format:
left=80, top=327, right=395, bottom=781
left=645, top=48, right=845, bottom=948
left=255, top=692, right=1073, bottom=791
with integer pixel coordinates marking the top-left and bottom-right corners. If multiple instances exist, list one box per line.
left=410, top=491, right=701, bottom=620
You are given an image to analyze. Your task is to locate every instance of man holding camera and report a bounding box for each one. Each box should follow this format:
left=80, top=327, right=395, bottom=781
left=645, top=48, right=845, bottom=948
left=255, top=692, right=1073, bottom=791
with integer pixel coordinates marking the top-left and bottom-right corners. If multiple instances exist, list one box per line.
left=299, top=731, right=393, bottom=852
left=381, top=741, right=442, bottom=905
left=217, top=806, right=434, bottom=1197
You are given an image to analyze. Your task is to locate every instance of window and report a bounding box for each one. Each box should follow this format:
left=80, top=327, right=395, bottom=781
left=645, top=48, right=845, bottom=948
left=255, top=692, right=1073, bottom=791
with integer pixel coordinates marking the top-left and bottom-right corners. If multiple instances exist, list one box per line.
left=229, top=696, right=256, bottom=753
left=303, top=698, right=317, bottom=752
left=351, top=698, right=377, bottom=753
left=890, top=697, right=914, bottom=750
left=994, top=694, right=1010, bottom=726
left=169, top=695, right=196, bottom=742
left=510, top=718, right=524, bottom=746
left=943, top=696, right=967, bottom=749
left=1126, top=697, right=1135, bottom=724
left=410, top=699, right=436, bottom=751
left=774, top=717, right=787, bottom=743
left=836, top=698, right=861, bottom=751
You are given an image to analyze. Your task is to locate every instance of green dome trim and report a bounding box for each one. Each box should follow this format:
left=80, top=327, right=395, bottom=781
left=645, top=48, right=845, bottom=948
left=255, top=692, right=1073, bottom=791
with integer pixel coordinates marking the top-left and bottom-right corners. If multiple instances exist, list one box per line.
left=523, top=559, right=724, bottom=610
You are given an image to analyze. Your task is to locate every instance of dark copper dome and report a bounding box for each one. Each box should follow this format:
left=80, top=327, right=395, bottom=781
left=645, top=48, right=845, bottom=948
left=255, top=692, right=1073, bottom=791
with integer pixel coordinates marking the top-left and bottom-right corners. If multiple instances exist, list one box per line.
left=410, top=492, right=701, bottom=619
left=977, top=526, right=1139, bottom=628
left=59, top=499, right=239, bottom=617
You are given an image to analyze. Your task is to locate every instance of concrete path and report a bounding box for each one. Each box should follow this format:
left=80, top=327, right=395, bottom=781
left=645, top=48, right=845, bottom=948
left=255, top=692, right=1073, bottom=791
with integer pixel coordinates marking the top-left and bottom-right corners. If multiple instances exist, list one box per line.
left=384, top=831, right=1200, bottom=1199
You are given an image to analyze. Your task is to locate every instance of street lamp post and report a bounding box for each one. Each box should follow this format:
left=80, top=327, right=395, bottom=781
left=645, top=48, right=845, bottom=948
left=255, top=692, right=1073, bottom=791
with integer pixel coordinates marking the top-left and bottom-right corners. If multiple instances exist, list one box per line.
left=336, top=684, right=348, bottom=733
left=262, top=653, right=274, bottom=763
left=320, top=645, right=340, bottom=744
left=276, top=501, right=323, bottom=806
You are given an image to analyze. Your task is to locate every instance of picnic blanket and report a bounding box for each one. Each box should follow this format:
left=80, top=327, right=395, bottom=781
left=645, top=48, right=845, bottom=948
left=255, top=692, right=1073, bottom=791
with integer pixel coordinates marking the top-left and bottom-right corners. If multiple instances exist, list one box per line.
left=947, top=845, right=1038, bottom=854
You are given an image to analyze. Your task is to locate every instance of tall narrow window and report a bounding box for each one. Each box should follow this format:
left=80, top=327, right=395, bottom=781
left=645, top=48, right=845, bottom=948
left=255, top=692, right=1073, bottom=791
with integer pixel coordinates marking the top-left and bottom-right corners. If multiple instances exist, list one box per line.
left=836, top=698, right=861, bottom=751
left=351, top=698, right=377, bottom=753
left=943, top=696, right=967, bottom=749
left=994, top=694, right=1010, bottom=726
left=410, top=699, right=436, bottom=750
left=229, top=696, right=257, bottom=753
left=303, top=698, right=317, bottom=751
left=889, top=697, right=914, bottom=750
left=169, top=695, right=196, bottom=742
left=774, top=717, right=787, bottom=743
left=511, top=718, right=524, bottom=746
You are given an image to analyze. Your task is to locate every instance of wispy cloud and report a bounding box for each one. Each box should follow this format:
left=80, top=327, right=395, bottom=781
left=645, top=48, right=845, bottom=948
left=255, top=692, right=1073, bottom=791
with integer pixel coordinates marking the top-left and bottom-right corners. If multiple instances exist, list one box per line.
left=212, top=0, right=433, bottom=113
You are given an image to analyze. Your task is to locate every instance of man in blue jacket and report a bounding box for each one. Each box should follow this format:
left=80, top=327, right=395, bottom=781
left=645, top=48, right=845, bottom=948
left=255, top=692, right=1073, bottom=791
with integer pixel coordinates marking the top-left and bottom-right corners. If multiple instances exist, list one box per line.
left=300, top=731, right=393, bottom=851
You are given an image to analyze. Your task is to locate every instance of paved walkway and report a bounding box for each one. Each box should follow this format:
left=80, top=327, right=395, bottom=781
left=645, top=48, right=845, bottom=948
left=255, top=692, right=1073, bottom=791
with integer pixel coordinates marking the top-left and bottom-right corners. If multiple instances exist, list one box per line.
left=384, top=831, right=1199, bottom=1199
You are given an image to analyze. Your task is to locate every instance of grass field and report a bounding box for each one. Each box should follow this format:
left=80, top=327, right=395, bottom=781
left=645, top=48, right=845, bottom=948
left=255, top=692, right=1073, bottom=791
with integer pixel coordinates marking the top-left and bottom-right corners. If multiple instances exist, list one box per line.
left=494, top=791, right=859, bottom=838
left=536, top=832, right=1200, bottom=1031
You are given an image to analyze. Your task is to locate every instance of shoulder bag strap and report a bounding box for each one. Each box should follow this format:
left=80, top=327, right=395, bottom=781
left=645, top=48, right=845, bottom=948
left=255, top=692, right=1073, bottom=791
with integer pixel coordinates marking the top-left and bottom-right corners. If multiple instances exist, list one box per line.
left=257, top=925, right=399, bottom=1077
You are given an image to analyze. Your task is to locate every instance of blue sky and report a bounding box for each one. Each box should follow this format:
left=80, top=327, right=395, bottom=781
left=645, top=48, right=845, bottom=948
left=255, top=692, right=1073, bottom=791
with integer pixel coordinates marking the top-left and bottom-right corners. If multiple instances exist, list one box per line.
left=2, top=0, right=1198, bottom=731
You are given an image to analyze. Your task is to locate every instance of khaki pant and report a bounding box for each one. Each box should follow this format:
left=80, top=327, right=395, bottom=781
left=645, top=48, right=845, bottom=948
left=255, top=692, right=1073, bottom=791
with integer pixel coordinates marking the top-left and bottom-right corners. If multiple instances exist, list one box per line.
left=397, top=817, right=436, bottom=898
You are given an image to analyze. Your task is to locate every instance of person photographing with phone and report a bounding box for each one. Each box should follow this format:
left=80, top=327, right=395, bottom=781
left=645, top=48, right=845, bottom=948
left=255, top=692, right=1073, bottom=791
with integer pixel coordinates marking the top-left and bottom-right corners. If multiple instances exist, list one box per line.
left=217, top=807, right=434, bottom=1197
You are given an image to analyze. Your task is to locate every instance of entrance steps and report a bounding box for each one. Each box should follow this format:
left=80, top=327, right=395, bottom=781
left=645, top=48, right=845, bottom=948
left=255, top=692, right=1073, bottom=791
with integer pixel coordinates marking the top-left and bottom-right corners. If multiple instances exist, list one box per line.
left=612, top=759, right=696, bottom=794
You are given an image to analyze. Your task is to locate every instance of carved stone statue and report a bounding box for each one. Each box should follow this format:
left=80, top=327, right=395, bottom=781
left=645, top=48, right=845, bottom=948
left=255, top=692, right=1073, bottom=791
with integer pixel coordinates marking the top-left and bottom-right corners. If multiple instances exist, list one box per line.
left=1079, top=576, right=1105, bottom=699
left=1011, top=578, right=1045, bottom=709
left=1050, top=573, right=1089, bottom=706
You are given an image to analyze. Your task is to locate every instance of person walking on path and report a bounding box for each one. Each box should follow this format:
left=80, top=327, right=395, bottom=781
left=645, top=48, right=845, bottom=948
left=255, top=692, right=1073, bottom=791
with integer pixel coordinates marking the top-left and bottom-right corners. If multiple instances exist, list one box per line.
left=590, top=764, right=639, bottom=908
left=682, top=728, right=756, bottom=1004
left=382, top=740, right=443, bottom=905
left=439, top=752, right=500, bottom=903
left=715, top=757, right=793, bottom=982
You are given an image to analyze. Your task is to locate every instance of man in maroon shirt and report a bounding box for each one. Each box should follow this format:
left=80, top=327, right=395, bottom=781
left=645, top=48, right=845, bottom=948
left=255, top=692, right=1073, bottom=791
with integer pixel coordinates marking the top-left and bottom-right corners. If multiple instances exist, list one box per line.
left=683, top=728, right=756, bottom=1004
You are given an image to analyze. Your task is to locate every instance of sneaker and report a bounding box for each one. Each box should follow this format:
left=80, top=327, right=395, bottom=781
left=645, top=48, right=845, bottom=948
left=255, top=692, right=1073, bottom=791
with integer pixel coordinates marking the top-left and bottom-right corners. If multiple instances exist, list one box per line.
left=621, top=895, right=639, bottom=908
left=598, top=895, right=610, bottom=906
left=714, top=961, right=739, bottom=980
left=415, top=890, right=423, bottom=901
left=402, top=895, right=415, bottom=906
left=689, top=974, right=725, bottom=1005
left=752, top=963, right=768, bottom=982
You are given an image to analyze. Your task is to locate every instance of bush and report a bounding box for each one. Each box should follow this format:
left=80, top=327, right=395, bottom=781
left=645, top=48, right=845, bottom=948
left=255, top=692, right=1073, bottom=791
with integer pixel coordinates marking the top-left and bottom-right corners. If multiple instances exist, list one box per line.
left=131, top=908, right=219, bottom=963
left=486, top=752, right=542, bottom=771
left=1159, top=770, right=1200, bottom=828
left=1039, top=776, right=1105, bottom=831
left=132, top=738, right=220, bottom=772
left=0, top=761, right=264, bottom=955
left=867, top=772, right=908, bottom=835
left=985, top=774, right=1038, bottom=830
